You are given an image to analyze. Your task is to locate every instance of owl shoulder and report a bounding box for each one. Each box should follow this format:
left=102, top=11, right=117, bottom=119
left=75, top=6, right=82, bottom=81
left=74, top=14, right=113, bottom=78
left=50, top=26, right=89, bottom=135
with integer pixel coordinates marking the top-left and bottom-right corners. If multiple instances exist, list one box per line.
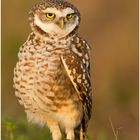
left=71, top=36, right=91, bottom=60
left=18, top=32, right=35, bottom=58
left=22, top=32, right=35, bottom=47
left=74, top=36, right=91, bottom=51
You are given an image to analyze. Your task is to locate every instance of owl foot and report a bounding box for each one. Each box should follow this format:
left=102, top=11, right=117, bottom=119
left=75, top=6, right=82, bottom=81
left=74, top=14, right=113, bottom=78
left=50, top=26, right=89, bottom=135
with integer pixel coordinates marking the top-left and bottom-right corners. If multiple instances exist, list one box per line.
left=66, top=128, right=75, bottom=140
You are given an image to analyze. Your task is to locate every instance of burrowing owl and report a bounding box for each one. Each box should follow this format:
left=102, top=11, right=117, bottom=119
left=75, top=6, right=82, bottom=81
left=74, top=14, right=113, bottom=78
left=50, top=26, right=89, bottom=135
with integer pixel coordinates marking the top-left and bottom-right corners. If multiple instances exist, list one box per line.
left=13, top=0, right=92, bottom=140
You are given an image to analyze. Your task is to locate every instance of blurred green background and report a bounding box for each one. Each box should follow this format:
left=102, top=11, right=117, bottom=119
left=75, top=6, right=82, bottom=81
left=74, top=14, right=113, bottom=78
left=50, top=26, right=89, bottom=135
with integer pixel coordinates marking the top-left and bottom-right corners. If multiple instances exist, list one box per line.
left=2, top=0, right=138, bottom=140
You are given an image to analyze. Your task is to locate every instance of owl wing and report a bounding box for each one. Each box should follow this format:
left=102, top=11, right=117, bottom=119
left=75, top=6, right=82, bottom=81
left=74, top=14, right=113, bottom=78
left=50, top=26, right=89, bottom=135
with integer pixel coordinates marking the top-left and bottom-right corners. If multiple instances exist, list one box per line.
left=60, top=37, right=92, bottom=132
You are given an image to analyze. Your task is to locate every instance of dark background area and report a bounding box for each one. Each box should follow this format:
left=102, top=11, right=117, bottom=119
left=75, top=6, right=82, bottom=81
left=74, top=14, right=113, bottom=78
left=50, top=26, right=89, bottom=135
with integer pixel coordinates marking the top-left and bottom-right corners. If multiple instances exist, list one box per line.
left=2, top=0, right=138, bottom=140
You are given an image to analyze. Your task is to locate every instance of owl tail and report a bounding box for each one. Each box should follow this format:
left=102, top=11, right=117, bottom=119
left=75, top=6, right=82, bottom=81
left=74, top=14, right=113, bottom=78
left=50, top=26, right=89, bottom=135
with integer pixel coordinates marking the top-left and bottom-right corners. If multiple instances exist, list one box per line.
left=75, top=124, right=85, bottom=140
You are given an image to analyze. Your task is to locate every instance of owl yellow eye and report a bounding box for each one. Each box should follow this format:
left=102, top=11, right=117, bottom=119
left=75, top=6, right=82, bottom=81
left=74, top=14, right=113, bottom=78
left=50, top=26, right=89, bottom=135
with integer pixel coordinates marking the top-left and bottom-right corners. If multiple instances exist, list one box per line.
left=46, top=13, right=55, bottom=19
left=66, top=14, right=73, bottom=20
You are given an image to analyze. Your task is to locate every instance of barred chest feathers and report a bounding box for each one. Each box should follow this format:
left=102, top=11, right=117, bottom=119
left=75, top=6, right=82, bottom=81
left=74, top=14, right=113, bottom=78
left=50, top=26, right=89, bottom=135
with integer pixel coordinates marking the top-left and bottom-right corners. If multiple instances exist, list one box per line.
left=14, top=33, right=83, bottom=127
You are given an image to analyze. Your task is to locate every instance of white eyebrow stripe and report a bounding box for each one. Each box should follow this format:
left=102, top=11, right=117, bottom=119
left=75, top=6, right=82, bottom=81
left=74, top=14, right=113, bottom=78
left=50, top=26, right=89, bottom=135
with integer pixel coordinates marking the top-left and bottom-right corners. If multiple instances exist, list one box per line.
left=63, top=7, right=75, bottom=14
left=42, top=7, right=74, bottom=17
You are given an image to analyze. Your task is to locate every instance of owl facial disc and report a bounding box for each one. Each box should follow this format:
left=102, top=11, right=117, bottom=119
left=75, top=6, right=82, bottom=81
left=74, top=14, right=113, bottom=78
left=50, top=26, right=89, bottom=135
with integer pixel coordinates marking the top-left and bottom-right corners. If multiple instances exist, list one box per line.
left=33, top=7, right=79, bottom=38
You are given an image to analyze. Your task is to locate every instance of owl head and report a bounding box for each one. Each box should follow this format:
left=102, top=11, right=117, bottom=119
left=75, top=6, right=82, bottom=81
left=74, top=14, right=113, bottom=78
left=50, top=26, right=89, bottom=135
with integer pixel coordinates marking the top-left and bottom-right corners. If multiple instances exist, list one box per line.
left=29, top=0, right=80, bottom=39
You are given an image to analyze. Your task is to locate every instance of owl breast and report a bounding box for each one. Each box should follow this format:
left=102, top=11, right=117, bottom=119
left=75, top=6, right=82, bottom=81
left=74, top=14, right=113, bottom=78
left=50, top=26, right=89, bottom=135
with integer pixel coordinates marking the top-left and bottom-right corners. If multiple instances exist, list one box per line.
left=13, top=34, right=83, bottom=127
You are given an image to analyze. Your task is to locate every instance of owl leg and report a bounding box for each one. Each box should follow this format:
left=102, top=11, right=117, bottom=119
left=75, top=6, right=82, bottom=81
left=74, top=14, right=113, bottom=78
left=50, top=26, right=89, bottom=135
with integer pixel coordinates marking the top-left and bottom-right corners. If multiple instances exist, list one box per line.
left=65, top=128, right=75, bottom=140
left=46, top=118, right=62, bottom=140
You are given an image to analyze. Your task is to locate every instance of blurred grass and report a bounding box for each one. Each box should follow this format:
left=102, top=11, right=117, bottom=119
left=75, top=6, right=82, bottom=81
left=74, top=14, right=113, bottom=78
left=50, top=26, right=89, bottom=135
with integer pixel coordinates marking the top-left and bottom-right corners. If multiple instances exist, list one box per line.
left=1, top=117, right=114, bottom=140
left=2, top=118, right=53, bottom=140
left=2, top=118, right=92, bottom=140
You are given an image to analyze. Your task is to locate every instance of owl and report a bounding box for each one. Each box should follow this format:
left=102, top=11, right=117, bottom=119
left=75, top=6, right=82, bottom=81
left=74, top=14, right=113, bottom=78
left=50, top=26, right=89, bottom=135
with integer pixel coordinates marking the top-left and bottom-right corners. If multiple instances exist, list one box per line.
left=13, top=0, right=92, bottom=140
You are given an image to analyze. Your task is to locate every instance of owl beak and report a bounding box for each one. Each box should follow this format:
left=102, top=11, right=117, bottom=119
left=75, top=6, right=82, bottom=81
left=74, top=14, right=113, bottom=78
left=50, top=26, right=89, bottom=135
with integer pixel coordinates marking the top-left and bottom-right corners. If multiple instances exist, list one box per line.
left=58, top=18, right=65, bottom=29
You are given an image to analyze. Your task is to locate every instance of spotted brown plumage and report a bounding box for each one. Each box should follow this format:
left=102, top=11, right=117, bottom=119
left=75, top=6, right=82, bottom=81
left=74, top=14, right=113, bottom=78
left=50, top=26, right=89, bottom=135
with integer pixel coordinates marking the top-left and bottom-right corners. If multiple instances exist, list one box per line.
left=13, top=0, right=92, bottom=140
left=60, top=38, right=92, bottom=132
